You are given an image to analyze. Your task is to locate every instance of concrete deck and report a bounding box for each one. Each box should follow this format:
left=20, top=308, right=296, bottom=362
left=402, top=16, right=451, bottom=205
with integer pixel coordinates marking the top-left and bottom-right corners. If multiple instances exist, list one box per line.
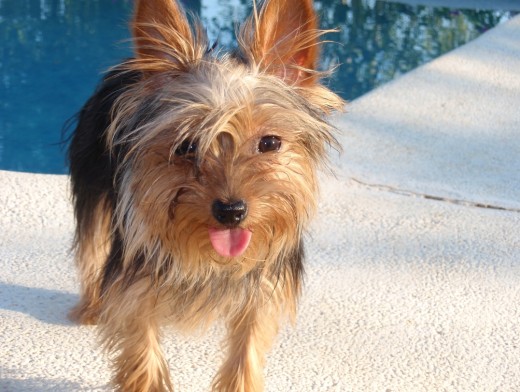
left=1, top=13, right=519, bottom=392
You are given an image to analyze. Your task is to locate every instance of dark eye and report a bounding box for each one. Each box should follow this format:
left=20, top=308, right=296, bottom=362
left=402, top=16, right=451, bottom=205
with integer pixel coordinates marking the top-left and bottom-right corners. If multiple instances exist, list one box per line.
left=175, top=140, right=197, bottom=156
left=258, top=135, right=281, bottom=153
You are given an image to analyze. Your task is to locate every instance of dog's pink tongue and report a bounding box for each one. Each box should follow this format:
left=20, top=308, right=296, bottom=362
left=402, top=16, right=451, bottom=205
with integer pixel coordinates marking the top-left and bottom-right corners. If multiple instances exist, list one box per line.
left=208, top=228, right=252, bottom=258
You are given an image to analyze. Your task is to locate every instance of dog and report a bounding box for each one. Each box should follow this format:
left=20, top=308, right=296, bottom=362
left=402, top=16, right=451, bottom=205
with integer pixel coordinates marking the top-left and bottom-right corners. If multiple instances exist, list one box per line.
left=67, top=0, right=344, bottom=390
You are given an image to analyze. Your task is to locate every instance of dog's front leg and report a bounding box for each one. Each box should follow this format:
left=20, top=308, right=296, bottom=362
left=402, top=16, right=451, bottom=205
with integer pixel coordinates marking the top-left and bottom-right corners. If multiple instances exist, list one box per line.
left=212, top=292, right=282, bottom=392
left=101, top=278, right=173, bottom=392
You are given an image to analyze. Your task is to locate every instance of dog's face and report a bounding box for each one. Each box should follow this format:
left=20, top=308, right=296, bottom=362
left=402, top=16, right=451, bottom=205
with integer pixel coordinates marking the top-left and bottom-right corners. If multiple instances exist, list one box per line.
left=107, top=0, right=344, bottom=276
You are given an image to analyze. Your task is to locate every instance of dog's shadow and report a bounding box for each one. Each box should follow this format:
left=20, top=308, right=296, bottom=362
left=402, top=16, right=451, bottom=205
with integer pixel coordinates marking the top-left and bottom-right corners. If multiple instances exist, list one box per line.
left=0, top=282, right=78, bottom=326
left=0, top=376, right=85, bottom=392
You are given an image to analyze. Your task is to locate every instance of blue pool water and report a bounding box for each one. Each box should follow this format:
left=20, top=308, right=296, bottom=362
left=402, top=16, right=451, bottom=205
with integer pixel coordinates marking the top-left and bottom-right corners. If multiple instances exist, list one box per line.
left=0, top=0, right=513, bottom=174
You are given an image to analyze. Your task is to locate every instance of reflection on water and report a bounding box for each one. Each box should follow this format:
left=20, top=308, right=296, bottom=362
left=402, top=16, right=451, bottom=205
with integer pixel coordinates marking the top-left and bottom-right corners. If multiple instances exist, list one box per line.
left=0, top=0, right=514, bottom=173
left=0, top=0, right=133, bottom=173
left=320, top=1, right=512, bottom=98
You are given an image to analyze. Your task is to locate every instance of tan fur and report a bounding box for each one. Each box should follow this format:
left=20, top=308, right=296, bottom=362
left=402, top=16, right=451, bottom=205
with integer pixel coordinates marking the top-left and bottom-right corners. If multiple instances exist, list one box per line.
left=70, top=0, right=345, bottom=391
left=69, top=196, right=111, bottom=325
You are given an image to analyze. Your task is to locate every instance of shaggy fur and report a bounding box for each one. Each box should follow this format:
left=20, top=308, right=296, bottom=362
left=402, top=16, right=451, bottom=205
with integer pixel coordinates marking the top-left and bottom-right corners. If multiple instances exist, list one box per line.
left=68, top=0, right=344, bottom=390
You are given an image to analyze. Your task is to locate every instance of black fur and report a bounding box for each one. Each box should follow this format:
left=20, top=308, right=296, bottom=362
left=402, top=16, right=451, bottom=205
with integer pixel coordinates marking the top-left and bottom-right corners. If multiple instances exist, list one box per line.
left=67, top=69, right=141, bottom=289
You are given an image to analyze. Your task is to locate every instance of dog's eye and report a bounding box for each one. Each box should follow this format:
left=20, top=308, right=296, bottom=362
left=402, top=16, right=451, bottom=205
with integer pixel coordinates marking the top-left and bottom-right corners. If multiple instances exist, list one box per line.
left=258, top=135, right=281, bottom=153
left=175, top=140, right=197, bottom=157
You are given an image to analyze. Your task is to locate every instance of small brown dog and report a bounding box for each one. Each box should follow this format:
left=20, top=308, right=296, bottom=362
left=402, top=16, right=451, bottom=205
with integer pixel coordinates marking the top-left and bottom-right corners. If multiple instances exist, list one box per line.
left=67, top=0, right=344, bottom=390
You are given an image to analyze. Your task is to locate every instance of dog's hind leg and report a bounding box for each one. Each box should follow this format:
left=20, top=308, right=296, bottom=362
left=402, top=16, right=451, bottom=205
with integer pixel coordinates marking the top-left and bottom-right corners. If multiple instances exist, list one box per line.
left=68, top=196, right=112, bottom=325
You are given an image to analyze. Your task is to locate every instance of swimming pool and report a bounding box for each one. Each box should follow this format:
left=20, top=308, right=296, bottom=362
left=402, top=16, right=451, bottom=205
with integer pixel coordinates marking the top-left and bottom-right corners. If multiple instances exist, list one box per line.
left=0, top=0, right=513, bottom=174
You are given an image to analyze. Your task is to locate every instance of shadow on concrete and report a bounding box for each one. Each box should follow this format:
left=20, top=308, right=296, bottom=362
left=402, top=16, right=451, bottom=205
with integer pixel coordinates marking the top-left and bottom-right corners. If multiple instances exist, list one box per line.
left=0, top=282, right=78, bottom=326
left=0, top=376, right=87, bottom=392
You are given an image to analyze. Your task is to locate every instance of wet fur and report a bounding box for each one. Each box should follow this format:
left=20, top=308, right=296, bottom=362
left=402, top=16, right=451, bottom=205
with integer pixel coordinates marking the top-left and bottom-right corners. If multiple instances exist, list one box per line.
left=68, top=0, right=344, bottom=390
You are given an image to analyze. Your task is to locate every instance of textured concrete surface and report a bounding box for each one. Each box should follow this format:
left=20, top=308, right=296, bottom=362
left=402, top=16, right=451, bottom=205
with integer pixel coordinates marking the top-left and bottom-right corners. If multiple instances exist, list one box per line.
left=1, top=13, right=520, bottom=392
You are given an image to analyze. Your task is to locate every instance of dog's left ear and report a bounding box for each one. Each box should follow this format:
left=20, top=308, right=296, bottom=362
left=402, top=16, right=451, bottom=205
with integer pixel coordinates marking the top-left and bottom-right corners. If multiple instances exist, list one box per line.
left=240, top=0, right=322, bottom=86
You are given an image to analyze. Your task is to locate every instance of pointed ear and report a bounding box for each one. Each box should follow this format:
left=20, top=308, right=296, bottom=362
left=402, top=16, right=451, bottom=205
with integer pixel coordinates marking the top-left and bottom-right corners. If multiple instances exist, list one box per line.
left=132, top=0, right=201, bottom=68
left=242, top=0, right=322, bottom=85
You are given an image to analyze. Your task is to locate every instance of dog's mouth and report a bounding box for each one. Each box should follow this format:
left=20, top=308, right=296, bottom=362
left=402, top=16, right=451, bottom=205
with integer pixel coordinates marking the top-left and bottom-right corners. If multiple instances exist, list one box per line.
left=208, top=227, right=252, bottom=258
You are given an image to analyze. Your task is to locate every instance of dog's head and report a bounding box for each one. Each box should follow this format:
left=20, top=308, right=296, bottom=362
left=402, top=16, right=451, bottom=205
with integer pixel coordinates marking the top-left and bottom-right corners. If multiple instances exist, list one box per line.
left=108, top=0, right=345, bottom=277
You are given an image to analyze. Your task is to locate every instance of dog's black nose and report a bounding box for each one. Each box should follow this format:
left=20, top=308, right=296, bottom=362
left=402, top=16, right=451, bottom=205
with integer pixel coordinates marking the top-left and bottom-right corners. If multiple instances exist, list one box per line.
left=212, top=199, right=248, bottom=227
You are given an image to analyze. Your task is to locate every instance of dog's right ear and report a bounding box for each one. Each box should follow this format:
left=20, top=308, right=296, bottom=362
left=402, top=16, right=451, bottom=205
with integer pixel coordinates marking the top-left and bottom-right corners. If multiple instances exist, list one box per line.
left=132, top=0, right=204, bottom=69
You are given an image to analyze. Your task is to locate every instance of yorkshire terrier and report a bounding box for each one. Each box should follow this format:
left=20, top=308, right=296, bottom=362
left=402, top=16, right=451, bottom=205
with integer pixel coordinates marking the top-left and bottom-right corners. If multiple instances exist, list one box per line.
left=67, top=0, right=344, bottom=390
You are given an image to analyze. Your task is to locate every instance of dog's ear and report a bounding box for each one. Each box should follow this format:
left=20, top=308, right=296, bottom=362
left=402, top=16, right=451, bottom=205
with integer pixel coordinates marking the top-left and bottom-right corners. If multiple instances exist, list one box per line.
left=241, top=0, right=322, bottom=86
left=132, top=0, right=203, bottom=68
